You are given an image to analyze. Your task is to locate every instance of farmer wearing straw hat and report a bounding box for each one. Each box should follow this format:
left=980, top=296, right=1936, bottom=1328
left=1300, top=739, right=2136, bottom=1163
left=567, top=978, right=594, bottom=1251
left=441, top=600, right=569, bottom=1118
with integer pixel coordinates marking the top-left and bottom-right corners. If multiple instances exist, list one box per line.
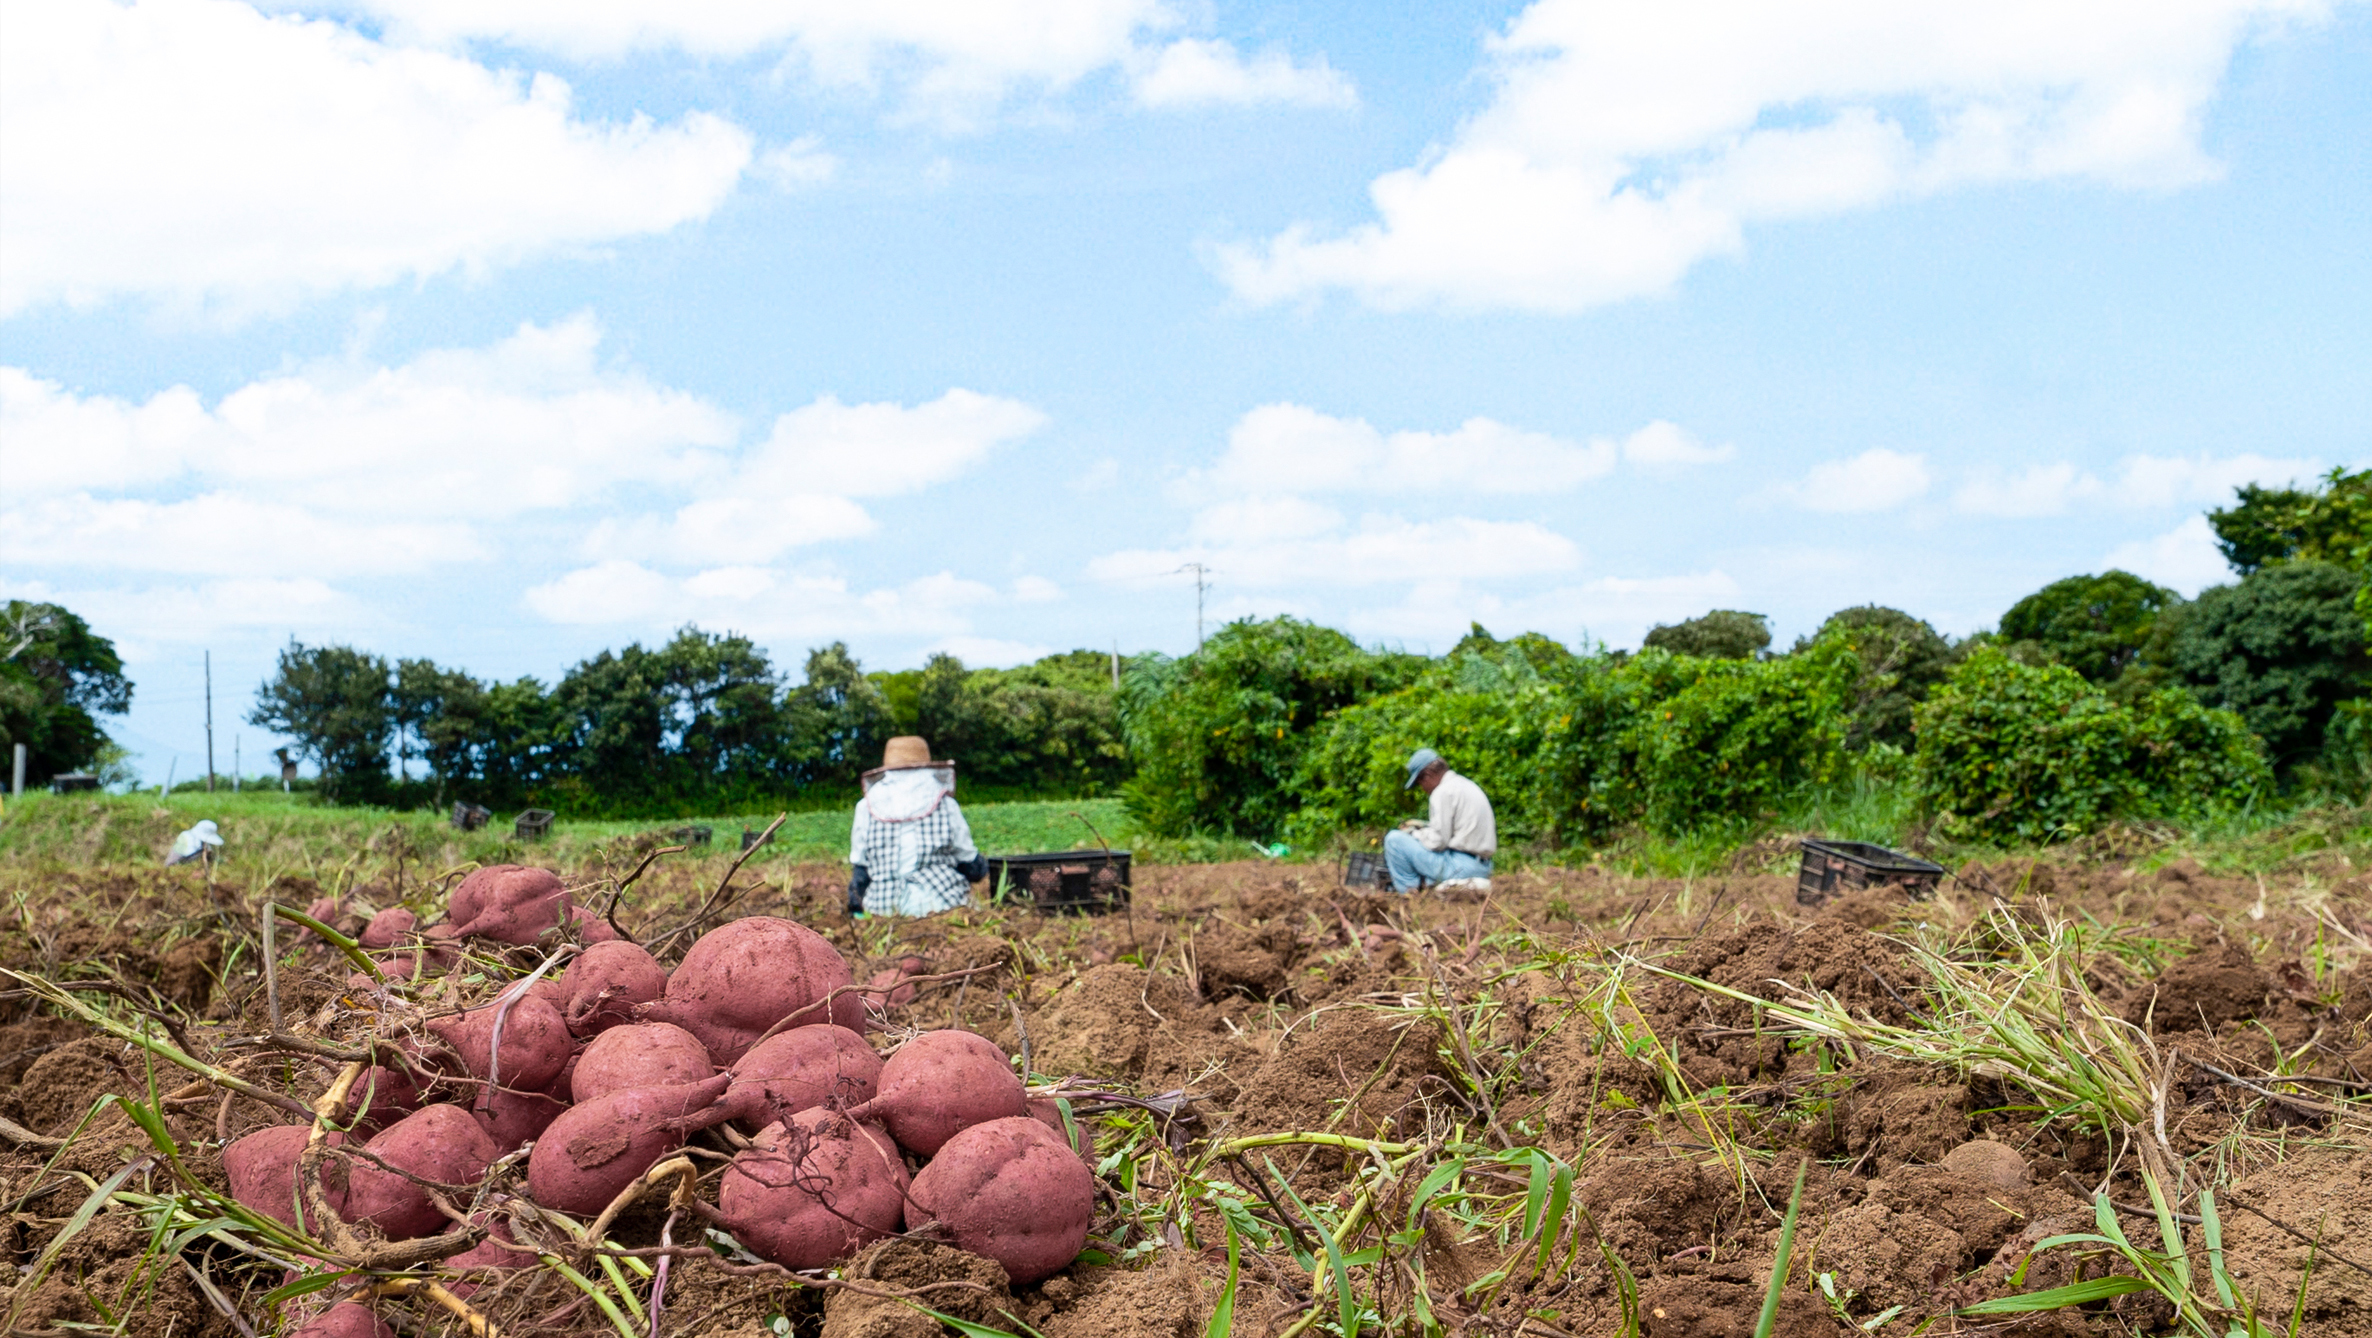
left=166, top=818, right=224, bottom=868
left=848, top=736, right=988, bottom=917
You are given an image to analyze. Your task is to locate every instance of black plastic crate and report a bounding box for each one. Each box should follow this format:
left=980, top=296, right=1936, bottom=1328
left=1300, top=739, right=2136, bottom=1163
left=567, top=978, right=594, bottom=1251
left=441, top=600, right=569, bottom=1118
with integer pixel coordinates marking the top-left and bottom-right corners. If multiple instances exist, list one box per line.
left=514, top=809, right=554, bottom=841
left=450, top=802, right=491, bottom=832
left=741, top=826, right=774, bottom=853
left=1343, top=851, right=1390, bottom=891
left=985, top=850, right=1131, bottom=914
left=1796, top=838, right=1943, bottom=906
left=670, top=825, right=713, bottom=847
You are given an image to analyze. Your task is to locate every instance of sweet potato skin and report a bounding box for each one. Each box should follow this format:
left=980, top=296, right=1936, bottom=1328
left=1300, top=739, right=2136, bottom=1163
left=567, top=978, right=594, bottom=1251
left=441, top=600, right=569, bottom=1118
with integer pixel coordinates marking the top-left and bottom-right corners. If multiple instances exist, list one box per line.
left=448, top=865, right=570, bottom=945
left=571, top=1022, right=713, bottom=1104
left=224, top=1124, right=342, bottom=1229
left=718, top=1108, right=909, bottom=1270
left=356, top=907, right=417, bottom=950
left=287, top=1301, right=394, bottom=1338
left=562, top=941, right=669, bottom=1038
left=426, top=992, right=572, bottom=1093
left=642, top=917, right=861, bottom=1064
left=725, top=1025, right=882, bottom=1131
left=853, top=1030, right=1025, bottom=1157
left=1028, top=1097, right=1099, bottom=1166
left=340, top=1063, right=426, bottom=1134
left=525, top=1073, right=735, bottom=1216
left=905, top=1116, right=1096, bottom=1284
left=339, top=1104, right=498, bottom=1240
left=470, top=1087, right=568, bottom=1154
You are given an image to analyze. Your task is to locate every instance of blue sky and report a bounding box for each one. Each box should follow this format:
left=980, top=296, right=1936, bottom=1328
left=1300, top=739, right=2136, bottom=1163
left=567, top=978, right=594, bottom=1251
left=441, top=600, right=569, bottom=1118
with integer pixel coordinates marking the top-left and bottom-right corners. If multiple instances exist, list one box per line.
left=3, top=0, right=2368, bottom=785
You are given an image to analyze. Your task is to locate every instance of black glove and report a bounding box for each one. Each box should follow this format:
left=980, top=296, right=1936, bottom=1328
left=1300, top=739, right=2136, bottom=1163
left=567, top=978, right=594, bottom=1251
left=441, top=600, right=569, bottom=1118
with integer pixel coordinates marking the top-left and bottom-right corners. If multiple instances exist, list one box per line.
left=955, top=853, right=988, bottom=883
left=847, top=864, right=871, bottom=916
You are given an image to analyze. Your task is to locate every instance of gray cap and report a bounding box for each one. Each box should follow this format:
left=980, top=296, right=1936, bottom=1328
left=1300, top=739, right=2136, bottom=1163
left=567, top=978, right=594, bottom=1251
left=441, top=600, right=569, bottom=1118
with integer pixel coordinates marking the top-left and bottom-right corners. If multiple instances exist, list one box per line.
left=1403, top=748, right=1442, bottom=790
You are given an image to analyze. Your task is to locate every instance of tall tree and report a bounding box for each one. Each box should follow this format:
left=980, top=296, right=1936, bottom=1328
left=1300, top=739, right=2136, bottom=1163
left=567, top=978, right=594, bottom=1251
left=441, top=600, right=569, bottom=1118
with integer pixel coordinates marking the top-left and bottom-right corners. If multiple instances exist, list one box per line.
left=2208, top=468, right=2372, bottom=576
left=1998, top=571, right=2179, bottom=684
left=2165, top=560, right=2371, bottom=771
left=1, top=601, right=132, bottom=783
left=248, top=642, right=392, bottom=801
left=1642, top=610, right=1771, bottom=660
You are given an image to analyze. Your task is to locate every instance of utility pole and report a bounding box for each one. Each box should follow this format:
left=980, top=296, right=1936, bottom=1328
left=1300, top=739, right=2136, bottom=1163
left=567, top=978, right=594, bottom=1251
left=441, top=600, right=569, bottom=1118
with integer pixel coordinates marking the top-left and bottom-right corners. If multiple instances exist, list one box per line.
left=1109, top=641, right=1120, bottom=689
left=234, top=736, right=241, bottom=793
left=204, top=650, right=216, bottom=792
left=1174, top=563, right=1213, bottom=651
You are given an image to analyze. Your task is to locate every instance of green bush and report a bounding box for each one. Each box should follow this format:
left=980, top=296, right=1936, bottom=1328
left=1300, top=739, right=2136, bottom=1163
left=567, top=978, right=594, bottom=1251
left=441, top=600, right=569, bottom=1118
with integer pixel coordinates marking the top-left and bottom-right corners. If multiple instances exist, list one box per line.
left=1798, top=605, right=1952, bottom=751
left=1118, top=618, right=1422, bottom=838
left=1629, top=638, right=1862, bottom=832
left=1642, top=609, right=1771, bottom=660
left=1913, top=647, right=2267, bottom=842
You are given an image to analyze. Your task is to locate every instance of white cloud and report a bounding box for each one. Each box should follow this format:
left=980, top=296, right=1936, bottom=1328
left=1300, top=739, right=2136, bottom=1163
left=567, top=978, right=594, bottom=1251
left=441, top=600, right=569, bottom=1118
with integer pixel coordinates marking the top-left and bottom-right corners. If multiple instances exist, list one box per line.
left=0, top=493, right=477, bottom=577
left=2103, top=514, right=2234, bottom=595
left=522, top=560, right=1009, bottom=640
left=1205, top=403, right=1712, bottom=495
left=1215, top=0, right=2326, bottom=310
left=3, top=314, right=736, bottom=518
left=1770, top=449, right=1930, bottom=512
left=1, top=0, right=752, bottom=318
left=1010, top=576, right=1065, bottom=603
left=1090, top=510, right=1582, bottom=588
left=1953, top=462, right=2104, bottom=516
left=0, top=575, right=362, bottom=645
left=1132, top=39, right=1357, bottom=109
left=1619, top=420, right=1735, bottom=468
left=756, top=137, right=840, bottom=189
left=2110, top=452, right=2319, bottom=508
left=744, top=390, right=1047, bottom=498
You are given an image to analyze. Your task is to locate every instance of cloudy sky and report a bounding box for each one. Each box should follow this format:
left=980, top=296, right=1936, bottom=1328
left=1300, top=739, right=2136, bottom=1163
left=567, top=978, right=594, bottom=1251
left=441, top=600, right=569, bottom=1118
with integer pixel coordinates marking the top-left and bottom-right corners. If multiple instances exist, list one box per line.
left=3, top=0, right=2368, bottom=784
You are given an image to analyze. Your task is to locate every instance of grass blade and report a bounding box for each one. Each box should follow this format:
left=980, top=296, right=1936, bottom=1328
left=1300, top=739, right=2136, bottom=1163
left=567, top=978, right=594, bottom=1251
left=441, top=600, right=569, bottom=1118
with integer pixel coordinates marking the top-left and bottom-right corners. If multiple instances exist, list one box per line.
left=1959, top=1276, right=2152, bottom=1315
left=1206, top=1214, right=1240, bottom=1338
left=1268, top=1155, right=1359, bottom=1338
left=1753, top=1161, right=1808, bottom=1338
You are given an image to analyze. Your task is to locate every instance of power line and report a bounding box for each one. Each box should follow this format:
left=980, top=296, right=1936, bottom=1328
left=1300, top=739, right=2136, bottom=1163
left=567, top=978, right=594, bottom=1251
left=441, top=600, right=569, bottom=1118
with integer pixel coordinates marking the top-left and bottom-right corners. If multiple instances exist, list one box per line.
left=1173, top=563, right=1214, bottom=651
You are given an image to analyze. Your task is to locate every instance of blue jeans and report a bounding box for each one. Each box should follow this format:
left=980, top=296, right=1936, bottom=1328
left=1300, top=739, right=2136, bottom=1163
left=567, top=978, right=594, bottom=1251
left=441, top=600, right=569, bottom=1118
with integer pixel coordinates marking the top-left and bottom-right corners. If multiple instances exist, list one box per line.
left=1383, top=829, right=1491, bottom=893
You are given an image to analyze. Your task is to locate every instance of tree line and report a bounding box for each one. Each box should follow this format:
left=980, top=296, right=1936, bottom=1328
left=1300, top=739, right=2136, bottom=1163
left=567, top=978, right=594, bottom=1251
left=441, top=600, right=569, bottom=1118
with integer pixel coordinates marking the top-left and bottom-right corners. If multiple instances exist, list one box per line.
left=245, top=631, right=1128, bottom=811
left=9, top=469, right=2365, bottom=847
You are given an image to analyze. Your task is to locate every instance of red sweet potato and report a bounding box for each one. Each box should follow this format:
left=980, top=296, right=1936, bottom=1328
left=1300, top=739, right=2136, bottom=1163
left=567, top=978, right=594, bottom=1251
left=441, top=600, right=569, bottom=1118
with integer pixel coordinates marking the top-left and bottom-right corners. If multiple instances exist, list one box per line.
left=526, top=1072, right=736, bottom=1216
left=1028, top=1097, right=1098, bottom=1166
left=426, top=992, right=572, bottom=1092
left=905, top=1116, right=1096, bottom=1284
left=338, top=1104, right=498, bottom=1240
left=717, top=1107, right=908, bottom=1270
left=725, top=1025, right=882, bottom=1131
left=640, top=917, right=861, bottom=1064
left=848, top=1030, right=1025, bottom=1158
left=340, top=1063, right=426, bottom=1134
left=357, top=907, right=417, bottom=950
left=224, top=1124, right=342, bottom=1230
left=568, top=904, right=621, bottom=943
left=562, top=941, right=668, bottom=1038
left=448, top=865, right=571, bottom=945
left=288, top=1302, right=394, bottom=1338
left=471, top=1087, right=567, bottom=1154
left=572, top=1022, right=712, bottom=1104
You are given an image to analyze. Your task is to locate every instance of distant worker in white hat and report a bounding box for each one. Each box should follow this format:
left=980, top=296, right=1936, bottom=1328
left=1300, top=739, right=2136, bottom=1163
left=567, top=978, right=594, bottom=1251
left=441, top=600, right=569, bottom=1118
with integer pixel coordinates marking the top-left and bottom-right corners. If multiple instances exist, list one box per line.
left=1382, top=749, right=1495, bottom=893
left=166, top=818, right=224, bottom=868
left=848, top=736, right=988, bottom=917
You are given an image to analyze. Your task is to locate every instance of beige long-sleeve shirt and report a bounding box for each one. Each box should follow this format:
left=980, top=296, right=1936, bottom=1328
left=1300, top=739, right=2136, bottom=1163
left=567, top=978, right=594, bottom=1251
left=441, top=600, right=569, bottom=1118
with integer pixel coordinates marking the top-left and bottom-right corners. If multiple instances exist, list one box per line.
left=1412, top=770, right=1496, bottom=858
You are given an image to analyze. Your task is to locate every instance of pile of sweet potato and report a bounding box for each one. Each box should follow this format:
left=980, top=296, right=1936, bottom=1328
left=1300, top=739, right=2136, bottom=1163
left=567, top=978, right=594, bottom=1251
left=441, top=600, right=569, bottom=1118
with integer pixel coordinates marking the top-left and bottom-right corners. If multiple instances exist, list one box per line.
left=230, top=864, right=1098, bottom=1316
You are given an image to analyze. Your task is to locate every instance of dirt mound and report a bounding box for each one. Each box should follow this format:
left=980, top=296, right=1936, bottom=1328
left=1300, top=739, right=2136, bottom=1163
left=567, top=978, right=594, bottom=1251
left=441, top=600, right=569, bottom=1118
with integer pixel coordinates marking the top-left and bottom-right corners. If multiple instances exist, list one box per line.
left=1836, top=1070, right=1971, bottom=1171
left=1817, top=1162, right=2073, bottom=1318
left=0, top=1211, right=240, bottom=1337
left=1232, top=1005, right=1449, bottom=1139
left=1031, top=1258, right=1206, bottom=1338
left=1194, top=918, right=1303, bottom=1000
left=1578, top=1155, right=1732, bottom=1260
left=1640, top=919, right=1923, bottom=1089
left=2124, top=941, right=2274, bottom=1033
left=1638, top=1278, right=1836, bottom=1337
left=1032, top=963, right=1207, bottom=1079
left=17, top=1036, right=127, bottom=1134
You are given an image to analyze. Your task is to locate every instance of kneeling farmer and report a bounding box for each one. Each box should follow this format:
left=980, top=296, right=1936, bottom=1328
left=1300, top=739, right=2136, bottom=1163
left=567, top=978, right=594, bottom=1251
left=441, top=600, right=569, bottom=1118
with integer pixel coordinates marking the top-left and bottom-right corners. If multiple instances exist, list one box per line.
left=1384, top=748, right=1495, bottom=893
left=848, top=736, right=989, bottom=917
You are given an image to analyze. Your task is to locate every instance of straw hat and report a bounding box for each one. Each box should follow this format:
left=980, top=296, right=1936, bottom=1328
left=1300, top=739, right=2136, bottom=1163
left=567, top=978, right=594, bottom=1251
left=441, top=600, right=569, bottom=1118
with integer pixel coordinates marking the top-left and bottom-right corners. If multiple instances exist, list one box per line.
left=864, top=736, right=954, bottom=782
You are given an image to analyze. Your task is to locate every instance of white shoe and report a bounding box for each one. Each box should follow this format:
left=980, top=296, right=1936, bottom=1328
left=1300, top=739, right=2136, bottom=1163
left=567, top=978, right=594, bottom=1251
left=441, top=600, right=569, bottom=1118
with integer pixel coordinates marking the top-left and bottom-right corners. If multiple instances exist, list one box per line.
left=1434, top=877, right=1492, bottom=893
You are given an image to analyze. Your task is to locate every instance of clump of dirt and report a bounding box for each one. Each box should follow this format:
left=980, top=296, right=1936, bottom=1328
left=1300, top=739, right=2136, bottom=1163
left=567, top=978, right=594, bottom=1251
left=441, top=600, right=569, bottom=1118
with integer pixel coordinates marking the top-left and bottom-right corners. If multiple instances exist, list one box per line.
left=1030, top=1258, right=1206, bottom=1338
left=2217, top=1145, right=2372, bottom=1332
left=0, top=1212, right=239, bottom=1337
left=1578, top=1155, right=1731, bottom=1260
left=1837, top=1071, right=1971, bottom=1171
left=1817, top=1163, right=2070, bottom=1317
left=17, top=1036, right=127, bottom=1134
left=1233, top=1006, right=1449, bottom=1140
left=822, top=1239, right=1015, bottom=1338
left=1194, top=918, right=1302, bottom=1000
left=1640, top=919, right=1924, bottom=1090
left=1638, top=1279, right=1836, bottom=1337
left=2124, top=941, right=2274, bottom=1033
left=1033, top=963, right=1209, bottom=1080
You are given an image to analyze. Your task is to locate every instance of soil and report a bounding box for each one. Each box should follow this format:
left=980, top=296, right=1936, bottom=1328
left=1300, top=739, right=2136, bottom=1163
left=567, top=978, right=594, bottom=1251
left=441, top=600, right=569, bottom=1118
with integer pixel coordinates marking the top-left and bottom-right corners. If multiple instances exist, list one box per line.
left=1, top=848, right=2367, bottom=1336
